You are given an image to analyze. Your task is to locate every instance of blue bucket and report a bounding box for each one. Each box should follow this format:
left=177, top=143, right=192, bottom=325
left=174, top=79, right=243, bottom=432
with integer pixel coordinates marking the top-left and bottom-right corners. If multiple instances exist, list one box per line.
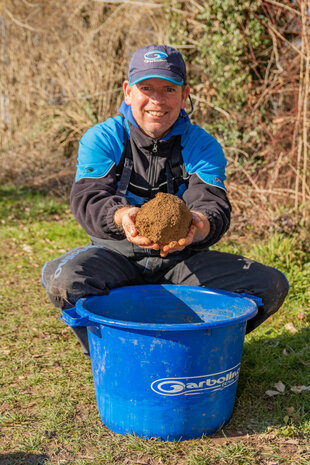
left=61, top=285, right=260, bottom=441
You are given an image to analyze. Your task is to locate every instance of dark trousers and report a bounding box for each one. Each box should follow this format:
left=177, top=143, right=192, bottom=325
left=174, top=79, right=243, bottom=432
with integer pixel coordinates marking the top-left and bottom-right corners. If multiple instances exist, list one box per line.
left=41, top=243, right=289, bottom=355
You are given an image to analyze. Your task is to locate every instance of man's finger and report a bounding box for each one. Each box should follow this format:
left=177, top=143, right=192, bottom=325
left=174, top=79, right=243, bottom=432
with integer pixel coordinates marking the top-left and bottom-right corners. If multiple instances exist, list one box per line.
left=136, top=242, right=160, bottom=250
left=177, top=225, right=196, bottom=246
left=130, top=235, right=152, bottom=246
left=129, top=234, right=162, bottom=248
left=123, top=223, right=136, bottom=237
left=160, top=244, right=184, bottom=257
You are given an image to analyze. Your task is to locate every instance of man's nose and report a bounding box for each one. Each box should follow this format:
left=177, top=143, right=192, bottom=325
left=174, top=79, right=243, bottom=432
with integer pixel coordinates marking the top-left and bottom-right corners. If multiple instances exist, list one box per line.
left=150, top=90, right=165, bottom=103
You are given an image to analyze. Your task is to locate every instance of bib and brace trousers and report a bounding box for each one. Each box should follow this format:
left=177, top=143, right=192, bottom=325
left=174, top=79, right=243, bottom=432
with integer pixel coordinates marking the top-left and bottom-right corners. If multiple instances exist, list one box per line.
left=42, top=118, right=289, bottom=355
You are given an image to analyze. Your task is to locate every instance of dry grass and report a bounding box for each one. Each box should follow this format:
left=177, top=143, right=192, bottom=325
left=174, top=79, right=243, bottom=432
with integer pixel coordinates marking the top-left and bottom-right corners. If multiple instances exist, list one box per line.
left=0, top=0, right=167, bottom=186
left=0, top=0, right=309, bottom=225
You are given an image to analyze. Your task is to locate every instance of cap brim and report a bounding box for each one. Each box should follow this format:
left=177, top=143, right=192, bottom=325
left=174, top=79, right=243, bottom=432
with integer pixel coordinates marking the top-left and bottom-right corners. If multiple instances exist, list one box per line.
left=129, top=72, right=184, bottom=87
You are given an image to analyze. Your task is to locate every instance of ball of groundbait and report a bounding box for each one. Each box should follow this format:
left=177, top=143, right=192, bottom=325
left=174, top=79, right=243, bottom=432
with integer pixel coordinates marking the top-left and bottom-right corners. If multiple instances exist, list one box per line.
left=136, top=192, right=192, bottom=244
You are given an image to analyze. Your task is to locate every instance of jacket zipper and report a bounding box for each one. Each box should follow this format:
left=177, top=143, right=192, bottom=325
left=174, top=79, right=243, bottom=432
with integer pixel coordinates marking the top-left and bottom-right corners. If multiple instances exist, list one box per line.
left=149, top=139, right=158, bottom=192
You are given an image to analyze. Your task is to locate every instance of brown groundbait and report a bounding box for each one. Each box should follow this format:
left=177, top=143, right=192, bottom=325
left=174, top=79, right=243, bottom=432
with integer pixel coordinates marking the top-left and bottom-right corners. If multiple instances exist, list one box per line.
left=136, top=192, right=192, bottom=245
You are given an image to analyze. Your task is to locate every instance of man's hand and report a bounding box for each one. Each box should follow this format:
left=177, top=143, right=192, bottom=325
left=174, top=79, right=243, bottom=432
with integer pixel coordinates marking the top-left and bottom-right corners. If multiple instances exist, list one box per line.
left=114, top=207, right=210, bottom=255
left=159, top=211, right=210, bottom=257
left=114, top=206, right=160, bottom=250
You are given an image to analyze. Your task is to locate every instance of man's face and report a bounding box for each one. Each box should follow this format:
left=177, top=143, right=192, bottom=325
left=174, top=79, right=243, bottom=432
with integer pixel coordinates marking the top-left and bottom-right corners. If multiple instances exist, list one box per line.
left=123, top=78, right=190, bottom=140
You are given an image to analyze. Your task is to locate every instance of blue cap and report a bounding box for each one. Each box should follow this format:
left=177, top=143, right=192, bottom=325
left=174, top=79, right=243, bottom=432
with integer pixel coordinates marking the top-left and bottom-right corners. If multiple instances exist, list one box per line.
left=128, top=44, right=186, bottom=87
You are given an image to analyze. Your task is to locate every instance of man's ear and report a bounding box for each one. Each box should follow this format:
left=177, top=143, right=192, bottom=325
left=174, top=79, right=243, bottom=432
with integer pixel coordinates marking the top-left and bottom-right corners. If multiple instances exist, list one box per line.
left=181, top=84, right=191, bottom=109
left=123, top=81, right=132, bottom=105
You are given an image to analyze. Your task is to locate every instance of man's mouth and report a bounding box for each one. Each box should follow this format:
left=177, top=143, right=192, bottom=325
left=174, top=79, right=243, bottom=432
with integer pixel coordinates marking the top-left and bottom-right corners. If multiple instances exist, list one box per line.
left=146, top=110, right=167, bottom=117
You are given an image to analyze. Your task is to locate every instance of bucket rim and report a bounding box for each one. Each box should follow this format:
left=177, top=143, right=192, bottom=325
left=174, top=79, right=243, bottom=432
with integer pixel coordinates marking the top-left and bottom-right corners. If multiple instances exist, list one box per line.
left=75, top=285, right=258, bottom=331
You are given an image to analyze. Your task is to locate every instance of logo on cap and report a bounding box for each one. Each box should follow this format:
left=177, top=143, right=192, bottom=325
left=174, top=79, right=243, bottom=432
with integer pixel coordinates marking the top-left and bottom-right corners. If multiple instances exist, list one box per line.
left=144, top=51, right=168, bottom=62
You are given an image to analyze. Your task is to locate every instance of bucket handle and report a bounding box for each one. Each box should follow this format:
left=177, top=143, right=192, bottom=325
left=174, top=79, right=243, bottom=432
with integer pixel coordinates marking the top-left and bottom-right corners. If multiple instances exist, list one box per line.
left=60, top=308, right=90, bottom=327
left=240, top=293, right=263, bottom=307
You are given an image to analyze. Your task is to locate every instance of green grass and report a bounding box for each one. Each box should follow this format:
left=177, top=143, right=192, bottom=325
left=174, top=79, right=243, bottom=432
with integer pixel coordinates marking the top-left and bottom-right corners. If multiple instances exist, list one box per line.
left=0, top=185, right=309, bottom=465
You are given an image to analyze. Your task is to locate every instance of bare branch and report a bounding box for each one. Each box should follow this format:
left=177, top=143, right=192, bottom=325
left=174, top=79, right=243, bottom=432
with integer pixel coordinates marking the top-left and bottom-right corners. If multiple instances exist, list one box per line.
left=266, top=22, right=307, bottom=60
left=191, top=95, right=231, bottom=119
left=263, top=0, right=302, bottom=16
left=93, top=0, right=163, bottom=7
left=3, top=7, right=41, bottom=31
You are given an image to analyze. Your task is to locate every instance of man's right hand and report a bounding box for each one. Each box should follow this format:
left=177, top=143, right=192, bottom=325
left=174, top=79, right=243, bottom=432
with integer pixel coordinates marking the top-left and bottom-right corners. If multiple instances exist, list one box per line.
left=114, top=206, right=160, bottom=249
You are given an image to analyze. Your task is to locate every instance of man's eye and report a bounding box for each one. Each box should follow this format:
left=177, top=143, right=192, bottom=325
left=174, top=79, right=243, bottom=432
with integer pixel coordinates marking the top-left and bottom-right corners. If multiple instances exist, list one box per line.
left=166, top=87, right=176, bottom=92
left=141, top=86, right=150, bottom=91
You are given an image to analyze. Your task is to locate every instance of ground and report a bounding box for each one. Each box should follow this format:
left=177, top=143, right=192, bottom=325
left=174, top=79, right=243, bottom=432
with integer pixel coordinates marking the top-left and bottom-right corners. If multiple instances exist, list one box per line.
left=0, top=187, right=309, bottom=465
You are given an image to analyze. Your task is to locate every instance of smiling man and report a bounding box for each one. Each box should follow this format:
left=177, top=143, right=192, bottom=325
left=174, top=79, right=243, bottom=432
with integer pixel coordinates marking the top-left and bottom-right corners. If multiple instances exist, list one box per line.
left=123, top=78, right=190, bottom=140
left=42, top=45, right=289, bottom=355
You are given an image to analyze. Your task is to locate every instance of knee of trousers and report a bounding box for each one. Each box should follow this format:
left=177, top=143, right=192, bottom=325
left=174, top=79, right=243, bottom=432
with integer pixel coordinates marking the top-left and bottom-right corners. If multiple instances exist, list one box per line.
left=42, top=259, right=105, bottom=310
left=259, top=267, right=289, bottom=316
left=246, top=267, right=289, bottom=334
left=42, top=266, right=75, bottom=310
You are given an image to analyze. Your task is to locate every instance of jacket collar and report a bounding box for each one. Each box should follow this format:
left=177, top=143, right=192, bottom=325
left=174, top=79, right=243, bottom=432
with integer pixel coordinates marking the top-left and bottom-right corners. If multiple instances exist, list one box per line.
left=118, top=101, right=191, bottom=140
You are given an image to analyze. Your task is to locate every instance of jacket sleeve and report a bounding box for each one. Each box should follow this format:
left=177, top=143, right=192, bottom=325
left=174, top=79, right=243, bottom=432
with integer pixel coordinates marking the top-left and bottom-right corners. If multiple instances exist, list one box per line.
left=70, top=120, right=130, bottom=240
left=70, top=168, right=130, bottom=240
left=182, top=174, right=231, bottom=247
left=181, top=125, right=231, bottom=247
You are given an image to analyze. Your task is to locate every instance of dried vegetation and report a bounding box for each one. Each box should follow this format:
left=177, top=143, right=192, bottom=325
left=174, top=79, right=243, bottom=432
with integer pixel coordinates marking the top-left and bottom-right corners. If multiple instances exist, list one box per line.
left=0, top=0, right=309, bottom=236
left=0, top=0, right=167, bottom=189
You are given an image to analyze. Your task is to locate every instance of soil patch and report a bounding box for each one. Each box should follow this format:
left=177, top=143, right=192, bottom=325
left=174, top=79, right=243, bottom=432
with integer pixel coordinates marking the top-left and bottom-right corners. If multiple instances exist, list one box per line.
left=136, top=193, right=192, bottom=244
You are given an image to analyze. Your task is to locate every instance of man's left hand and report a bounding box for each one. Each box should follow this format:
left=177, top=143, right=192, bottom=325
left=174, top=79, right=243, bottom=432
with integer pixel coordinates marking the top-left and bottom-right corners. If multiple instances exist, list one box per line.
left=159, top=211, right=210, bottom=258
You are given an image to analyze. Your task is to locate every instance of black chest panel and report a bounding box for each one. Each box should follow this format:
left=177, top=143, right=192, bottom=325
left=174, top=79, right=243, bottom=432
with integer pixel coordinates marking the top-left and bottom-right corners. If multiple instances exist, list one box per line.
left=115, top=121, right=189, bottom=200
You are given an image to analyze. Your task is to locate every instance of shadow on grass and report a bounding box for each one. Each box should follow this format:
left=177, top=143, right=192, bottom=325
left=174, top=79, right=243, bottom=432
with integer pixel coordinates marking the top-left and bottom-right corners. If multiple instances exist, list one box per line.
left=0, top=185, right=51, bottom=202
left=0, top=169, right=73, bottom=200
left=0, top=184, right=70, bottom=222
left=0, top=453, right=49, bottom=465
left=225, top=327, right=310, bottom=435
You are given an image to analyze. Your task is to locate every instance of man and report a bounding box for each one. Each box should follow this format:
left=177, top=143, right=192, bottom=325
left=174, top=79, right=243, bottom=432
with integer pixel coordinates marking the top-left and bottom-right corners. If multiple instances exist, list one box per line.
left=42, top=44, right=289, bottom=355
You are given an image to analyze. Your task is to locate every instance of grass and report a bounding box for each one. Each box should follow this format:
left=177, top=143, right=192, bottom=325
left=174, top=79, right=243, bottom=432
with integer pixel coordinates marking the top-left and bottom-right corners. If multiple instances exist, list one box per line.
left=0, top=185, right=309, bottom=465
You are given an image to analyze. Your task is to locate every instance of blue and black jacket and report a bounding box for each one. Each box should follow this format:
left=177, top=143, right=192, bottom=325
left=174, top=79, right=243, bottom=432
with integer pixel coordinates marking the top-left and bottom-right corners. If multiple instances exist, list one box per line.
left=70, top=102, right=231, bottom=249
